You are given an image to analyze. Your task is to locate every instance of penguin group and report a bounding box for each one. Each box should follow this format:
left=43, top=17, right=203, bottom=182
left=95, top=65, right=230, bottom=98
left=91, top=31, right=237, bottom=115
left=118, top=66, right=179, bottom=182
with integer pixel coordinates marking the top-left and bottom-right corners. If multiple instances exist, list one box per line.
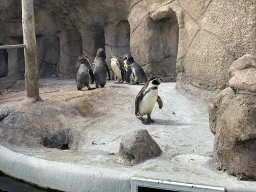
left=75, top=48, right=163, bottom=125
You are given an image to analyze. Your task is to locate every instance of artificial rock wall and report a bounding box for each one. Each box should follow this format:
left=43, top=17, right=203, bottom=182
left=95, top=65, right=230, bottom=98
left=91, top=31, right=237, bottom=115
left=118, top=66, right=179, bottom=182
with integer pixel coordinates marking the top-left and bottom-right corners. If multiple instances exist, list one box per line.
left=0, top=0, right=256, bottom=92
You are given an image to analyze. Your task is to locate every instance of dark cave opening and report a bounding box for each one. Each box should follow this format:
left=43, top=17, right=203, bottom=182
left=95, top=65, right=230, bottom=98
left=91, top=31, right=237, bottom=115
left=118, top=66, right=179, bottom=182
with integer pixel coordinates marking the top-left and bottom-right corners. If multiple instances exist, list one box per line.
left=0, top=43, right=9, bottom=78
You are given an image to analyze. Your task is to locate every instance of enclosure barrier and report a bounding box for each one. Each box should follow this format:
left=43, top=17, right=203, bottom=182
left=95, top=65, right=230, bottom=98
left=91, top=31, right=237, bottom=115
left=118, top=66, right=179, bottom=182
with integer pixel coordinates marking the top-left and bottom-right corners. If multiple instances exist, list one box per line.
left=0, top=44, right=26, bottom=49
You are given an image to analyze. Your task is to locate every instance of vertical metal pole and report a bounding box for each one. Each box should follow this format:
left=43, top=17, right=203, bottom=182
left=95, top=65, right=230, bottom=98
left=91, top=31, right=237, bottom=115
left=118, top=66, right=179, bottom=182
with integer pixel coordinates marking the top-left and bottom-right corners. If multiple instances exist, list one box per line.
left=21, top=0, right=40, bottom=100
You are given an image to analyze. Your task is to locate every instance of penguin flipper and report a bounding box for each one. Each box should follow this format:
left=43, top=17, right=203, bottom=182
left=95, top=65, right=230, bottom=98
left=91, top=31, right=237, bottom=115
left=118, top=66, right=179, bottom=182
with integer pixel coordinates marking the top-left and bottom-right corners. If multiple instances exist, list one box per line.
left=121, top=68, right=125, bottom=82
left=135, top=83, right=149, bottom=115
left=106, top=64, right=111, bottom=80
left=89, top=68, right=94, bottom=84
left=126, top=68, right=132, bottom=83
left=157, top=95, right=163, bottom=109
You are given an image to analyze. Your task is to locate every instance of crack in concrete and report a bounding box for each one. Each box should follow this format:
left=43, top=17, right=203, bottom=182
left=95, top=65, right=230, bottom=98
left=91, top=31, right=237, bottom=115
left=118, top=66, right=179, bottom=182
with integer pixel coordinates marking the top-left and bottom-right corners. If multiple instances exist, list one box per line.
left=130, top=0, right=143, bottom=11
left=176, top=0, right=197, bottom=23
left=178, top=29, right=199, bottom=60
left=30, top=173, right=40, bottom=184
left=0, top=113, right=10, bottom=121
left=82, top=49, right=95, bottom=57
left=197, top=0, right=213, bottom=21
left=177, top=0, right=213, bottom=22
left=130, top=13, right=150, bottom=36
left=11, top=155, right=25, bottom=173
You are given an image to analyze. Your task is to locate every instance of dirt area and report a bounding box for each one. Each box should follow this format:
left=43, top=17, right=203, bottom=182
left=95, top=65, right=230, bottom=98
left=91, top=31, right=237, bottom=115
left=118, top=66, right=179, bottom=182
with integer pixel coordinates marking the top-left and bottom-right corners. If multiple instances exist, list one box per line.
left=0, top=78, right=214, bottom=168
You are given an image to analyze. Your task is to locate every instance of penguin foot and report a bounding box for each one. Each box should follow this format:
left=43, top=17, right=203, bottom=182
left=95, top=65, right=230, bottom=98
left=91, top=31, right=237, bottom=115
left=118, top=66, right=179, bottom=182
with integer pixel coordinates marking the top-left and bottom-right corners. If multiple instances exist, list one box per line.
left=142, top=120, right=150, bottom=125
left=114, top=82, right=122, bottom=84
left=147, top=114, right=155, bottom=124
left=148, top=119, right=155, bottom=123
left=77, top=88, right=82, bottom=91
left=129, top=82, right=136, bottom=85
left=139, top=117, right=150, bottom=125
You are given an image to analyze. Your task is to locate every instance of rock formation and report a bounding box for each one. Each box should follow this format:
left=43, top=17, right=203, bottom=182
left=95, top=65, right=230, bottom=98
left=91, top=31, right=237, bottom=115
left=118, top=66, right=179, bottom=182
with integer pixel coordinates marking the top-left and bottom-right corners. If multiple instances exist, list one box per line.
left=119, top=129, right=162, bottom=164
left=209, top=54, right=256, bottom=180
left=0, top=0, right=255, bottom=92
left=0, top=99, right=84, bottom=150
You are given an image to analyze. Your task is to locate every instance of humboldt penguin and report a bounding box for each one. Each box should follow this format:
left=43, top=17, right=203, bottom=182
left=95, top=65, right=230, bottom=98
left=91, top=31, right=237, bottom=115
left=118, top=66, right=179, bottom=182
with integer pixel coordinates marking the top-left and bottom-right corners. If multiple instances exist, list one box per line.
left=135, top=77, right=163, bottom=125
left=93, top=48, right=110, bottom=88
left=110, top=56, right=125, bottom=83
left=76, top=54, right=94, bottom=90
left=122, top=54, right=147, bottom=84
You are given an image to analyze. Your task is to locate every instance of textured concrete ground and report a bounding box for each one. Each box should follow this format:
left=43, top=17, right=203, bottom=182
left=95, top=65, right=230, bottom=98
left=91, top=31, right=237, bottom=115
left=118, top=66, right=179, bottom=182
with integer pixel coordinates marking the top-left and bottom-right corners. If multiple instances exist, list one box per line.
left=0, top=78, right=256, bottom=191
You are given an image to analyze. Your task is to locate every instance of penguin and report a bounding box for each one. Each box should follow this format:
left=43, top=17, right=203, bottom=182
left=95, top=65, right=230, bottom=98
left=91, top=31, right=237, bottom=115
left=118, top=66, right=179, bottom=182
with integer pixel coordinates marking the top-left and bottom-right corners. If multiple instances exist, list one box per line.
left=93, top=48, right=110, bottom=88
left=122, top=54, right=147, bottom=84
left=110, top=56, right=125, bottom=83
left=135, top=77, right=163, bottom=125
left=76, top=54, right=94, bottom=90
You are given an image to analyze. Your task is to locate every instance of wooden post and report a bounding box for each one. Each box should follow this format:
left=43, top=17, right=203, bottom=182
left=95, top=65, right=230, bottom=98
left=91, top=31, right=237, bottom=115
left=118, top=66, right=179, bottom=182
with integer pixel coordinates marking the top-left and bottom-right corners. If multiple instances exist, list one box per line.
left=21, top=0, right=40, bottom=100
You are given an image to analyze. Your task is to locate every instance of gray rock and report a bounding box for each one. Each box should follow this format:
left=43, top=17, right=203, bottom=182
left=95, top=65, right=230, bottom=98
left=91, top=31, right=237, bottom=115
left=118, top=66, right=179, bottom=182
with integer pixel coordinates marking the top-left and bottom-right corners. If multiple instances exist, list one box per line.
left=209, top=54, right=256, bottom=180
left=228, top=54, right=256, bottom=93
left=150, top=5, right=174, bottom=21
left=208, top=87, right=235, bottom=135
left=228, top=54, right=256, bottom=77
left=0, top=100, right=83, bottom=149
left=43, top=129, right=71, bottom=149
left=119, top=129, right=162, bottom=164
left=129, top=4, right=178, bottom=81
left=212, top=94, right=256, bottom=180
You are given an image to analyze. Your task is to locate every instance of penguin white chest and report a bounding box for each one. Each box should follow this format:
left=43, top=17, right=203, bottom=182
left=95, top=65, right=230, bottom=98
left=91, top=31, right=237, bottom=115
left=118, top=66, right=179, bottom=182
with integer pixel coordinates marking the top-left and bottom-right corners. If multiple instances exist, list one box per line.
left=111, top=60, right=122, bottom=80
left=139, top=88, right=158, bottom=116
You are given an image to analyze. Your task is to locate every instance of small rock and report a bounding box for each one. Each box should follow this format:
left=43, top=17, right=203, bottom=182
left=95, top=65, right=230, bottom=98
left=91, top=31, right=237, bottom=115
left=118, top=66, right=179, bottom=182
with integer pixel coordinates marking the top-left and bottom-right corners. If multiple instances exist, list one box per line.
left=119, top=129, right=162, bottom=164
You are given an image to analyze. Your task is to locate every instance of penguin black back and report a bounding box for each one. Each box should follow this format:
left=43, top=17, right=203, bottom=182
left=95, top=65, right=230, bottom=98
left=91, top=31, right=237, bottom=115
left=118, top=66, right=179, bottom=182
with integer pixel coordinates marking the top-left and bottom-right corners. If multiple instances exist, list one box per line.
left=122, top=54, right=147, bottom=84
left=96, top=48, right=106, bottom=58
left=93, top=48, right=110, bottom=88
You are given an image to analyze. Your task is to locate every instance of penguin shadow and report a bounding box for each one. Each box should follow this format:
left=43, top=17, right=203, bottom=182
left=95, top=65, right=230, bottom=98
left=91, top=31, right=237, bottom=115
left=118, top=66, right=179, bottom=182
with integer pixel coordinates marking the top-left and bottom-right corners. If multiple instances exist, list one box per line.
left=152, top=119, right=187, bottom=126
left=108, top=85, right=127, bottom=89
left=79, top=87, right=96, bottom=91
left=128, top=83, right=146, bottom=86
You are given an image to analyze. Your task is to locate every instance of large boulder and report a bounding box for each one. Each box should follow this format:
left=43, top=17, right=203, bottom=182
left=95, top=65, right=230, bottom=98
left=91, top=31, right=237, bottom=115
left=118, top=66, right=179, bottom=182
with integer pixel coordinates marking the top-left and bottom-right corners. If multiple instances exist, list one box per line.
left=209, top=54, right=256, bottom=180
left=129, top=3, right=179, bottom=81
left=119, top=129, right=162, bottom=164
left=208, top=87, right=235, bottom=135
left=228, top=54, right=256, bottom=93
left=0, top=100, right=84, bottom=150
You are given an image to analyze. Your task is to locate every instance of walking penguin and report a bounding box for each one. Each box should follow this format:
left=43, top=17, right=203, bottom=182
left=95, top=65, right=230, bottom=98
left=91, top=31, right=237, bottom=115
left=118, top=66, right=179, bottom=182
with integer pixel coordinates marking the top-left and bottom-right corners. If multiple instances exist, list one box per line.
left=135, top=77, right=163, bottom=124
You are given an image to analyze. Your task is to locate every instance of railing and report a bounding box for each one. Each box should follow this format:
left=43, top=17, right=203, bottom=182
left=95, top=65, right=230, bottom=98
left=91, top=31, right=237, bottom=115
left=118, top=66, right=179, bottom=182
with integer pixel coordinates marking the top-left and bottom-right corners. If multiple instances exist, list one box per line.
left=0, top=44, right=26, bottom=50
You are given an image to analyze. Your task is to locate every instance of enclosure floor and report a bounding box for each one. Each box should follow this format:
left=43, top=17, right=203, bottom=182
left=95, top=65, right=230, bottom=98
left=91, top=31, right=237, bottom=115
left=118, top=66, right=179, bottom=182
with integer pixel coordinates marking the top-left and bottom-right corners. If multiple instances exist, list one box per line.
left=0, top=78, right=255, bottom=191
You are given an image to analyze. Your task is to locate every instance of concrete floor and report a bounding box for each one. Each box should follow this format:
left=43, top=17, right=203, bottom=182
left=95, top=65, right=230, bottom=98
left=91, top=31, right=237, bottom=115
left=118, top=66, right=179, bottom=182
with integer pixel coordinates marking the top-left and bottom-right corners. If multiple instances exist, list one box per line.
left=1, top=79, right=256, bottom=192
